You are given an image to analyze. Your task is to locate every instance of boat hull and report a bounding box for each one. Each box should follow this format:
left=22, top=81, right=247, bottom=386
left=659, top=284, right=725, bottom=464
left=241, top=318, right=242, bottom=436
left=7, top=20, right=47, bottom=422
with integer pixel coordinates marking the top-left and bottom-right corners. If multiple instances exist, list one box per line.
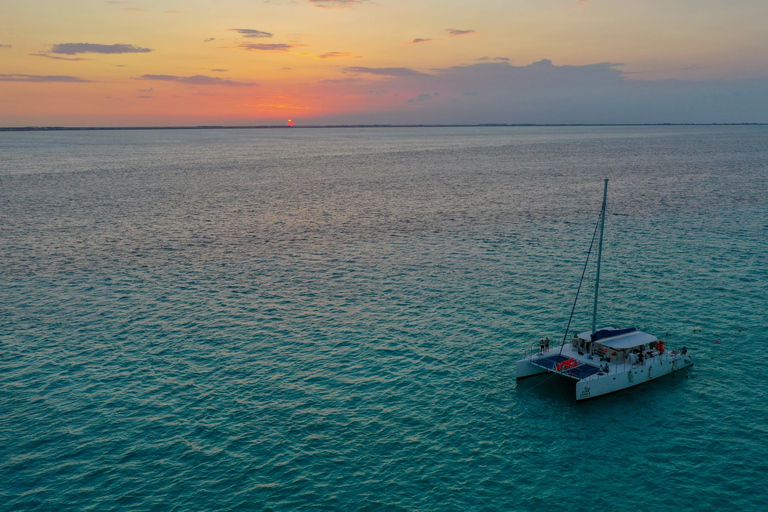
left=575, top=355, right=693, bottom=400
left=515, top=359, right=549, bottom=379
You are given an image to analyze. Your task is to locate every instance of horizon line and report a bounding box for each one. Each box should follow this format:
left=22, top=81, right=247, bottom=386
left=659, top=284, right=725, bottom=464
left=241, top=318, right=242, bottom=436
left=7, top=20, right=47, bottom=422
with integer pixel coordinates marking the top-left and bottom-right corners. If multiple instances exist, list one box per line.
left=2, top=122, right=767, bottom=132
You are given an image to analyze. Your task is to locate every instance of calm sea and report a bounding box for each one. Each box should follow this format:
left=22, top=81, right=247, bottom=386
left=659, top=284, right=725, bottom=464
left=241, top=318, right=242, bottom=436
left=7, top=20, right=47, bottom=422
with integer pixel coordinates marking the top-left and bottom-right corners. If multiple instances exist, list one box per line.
left=1, top=126, right=767, bottom=511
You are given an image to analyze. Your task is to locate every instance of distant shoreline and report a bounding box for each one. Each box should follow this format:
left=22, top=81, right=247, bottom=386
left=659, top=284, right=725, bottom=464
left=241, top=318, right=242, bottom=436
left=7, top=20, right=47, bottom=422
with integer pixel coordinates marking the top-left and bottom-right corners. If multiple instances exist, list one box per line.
left=1, top=123, right=766, bottom=132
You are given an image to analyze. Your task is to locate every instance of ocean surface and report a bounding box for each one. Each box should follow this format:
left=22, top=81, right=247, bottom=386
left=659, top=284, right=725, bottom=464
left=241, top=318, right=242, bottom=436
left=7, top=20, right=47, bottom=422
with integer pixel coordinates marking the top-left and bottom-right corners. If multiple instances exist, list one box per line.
left=1, top=126, right=767, bottom=511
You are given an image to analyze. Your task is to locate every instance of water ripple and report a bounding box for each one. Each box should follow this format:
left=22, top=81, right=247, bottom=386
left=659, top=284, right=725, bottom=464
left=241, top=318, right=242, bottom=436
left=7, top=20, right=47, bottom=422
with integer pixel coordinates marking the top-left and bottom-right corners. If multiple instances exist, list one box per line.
left=1, top=126, right=767, bottom=510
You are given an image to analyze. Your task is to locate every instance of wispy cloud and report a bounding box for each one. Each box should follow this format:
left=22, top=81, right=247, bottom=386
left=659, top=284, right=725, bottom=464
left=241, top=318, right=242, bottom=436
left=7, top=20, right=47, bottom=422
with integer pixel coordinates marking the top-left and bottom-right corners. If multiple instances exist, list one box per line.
left=230, top=28, right=273, bottom=38
left=50, top=43, right=152, bottom=55
left=211, top=68, right=228, bottom=72
left=124, top=7, right=145, bottom=12
left=0, top=44, right=11, bottom=49
left=410, top=38, right=434, bottom=44
left=477, top=56, right=510, bottom=62
left=408, top=93, right=434, bottom=103
left=204, top=38, right=216, bottom=43
left=134, top=74, right=257, bottom=86
left=446, top=28, right=476, bottom=37
left=310, top=0, right=367, bottom=8
left=239, top=43, right=294, bottom=52
left=320, top=77, right=362, bottom=84
left=248, top=103, right=319, bottom=110
left=344, top=66, right=429, bottom=77
left=0, top=74, right=91, bottom=82
left=318, top=52, right=361, bottom=59
left=30, top=53, right=88, bottom=61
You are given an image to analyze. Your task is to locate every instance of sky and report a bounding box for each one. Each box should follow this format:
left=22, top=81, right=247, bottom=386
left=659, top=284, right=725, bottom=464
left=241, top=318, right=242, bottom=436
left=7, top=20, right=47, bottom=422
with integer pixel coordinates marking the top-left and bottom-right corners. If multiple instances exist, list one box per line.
left=2, top=0, right=768, bottom=126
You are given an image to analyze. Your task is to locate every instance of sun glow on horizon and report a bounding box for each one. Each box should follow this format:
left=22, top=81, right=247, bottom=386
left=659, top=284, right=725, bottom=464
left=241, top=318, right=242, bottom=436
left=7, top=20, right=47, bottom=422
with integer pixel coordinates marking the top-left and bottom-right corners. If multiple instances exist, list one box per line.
left=2, top=0, right=768, bottom=126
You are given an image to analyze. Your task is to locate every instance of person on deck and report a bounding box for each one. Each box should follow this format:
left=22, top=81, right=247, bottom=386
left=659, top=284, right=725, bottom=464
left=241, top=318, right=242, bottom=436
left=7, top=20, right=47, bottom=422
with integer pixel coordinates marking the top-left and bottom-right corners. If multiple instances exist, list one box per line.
left=544, top=337, right=550, bottom=350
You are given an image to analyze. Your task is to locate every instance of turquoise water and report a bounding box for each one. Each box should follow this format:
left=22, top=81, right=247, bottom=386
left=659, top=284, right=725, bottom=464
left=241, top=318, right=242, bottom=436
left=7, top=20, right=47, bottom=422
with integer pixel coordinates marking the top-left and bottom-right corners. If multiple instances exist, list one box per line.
left=1, top=126, right=767, bottom=511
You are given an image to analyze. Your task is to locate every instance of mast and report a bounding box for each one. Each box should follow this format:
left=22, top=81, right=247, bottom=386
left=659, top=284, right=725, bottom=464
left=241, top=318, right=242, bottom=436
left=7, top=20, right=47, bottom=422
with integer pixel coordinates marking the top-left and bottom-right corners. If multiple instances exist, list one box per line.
left=591, top=179, right=608, bottom=336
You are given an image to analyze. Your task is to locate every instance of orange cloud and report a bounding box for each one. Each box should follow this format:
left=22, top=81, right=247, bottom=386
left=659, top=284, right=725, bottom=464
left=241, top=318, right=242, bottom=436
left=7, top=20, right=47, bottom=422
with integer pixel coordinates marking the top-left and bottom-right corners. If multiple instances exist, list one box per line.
left=319, top=52, right=361, bottom=59
left=31, top=53, right=89, bottom=61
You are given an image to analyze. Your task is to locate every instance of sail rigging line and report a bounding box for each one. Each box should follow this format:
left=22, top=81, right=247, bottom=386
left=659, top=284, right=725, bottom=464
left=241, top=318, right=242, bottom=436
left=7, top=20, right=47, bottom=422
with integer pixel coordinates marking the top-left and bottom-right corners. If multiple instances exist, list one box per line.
left=559, top=216, right=602, bottom=356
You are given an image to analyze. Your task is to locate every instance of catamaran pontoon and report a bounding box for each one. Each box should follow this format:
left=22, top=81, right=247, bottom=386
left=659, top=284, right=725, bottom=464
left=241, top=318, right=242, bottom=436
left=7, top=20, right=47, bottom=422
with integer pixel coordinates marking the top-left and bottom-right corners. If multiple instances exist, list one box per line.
left=515, top=179, right=693, bottom=400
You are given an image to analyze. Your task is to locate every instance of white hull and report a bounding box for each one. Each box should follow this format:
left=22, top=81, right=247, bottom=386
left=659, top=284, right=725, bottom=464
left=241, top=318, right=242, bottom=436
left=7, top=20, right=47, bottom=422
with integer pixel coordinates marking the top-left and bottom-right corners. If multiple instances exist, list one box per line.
left=575, top=354, right=693, bottom=400
left=516, top=359, right=549, bottom=379
left=516, top=343, right=693, bottom=400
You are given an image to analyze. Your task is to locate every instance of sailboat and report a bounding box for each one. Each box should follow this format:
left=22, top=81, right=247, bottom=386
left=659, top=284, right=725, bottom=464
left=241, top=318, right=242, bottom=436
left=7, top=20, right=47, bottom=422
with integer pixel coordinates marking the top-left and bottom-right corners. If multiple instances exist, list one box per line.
left=515, top=179, right=693, bottom=400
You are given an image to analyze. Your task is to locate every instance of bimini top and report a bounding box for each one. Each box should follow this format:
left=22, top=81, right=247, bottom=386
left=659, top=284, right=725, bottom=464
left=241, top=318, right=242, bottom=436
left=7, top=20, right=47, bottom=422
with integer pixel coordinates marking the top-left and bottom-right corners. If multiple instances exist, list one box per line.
left=578, top=327, right=657, bottom=350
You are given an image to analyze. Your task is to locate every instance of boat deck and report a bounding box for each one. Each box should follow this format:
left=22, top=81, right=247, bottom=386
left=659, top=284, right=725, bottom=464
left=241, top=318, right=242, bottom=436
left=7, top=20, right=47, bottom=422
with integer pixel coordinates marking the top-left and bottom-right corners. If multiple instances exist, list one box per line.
left=529, top=353, right=602, bottom=380
left=525, top=340, right=689, bottom=383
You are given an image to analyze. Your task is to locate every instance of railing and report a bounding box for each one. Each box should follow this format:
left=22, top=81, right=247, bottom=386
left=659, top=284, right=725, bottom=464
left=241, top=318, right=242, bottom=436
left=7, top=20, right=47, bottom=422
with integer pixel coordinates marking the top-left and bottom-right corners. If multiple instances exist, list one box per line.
left=523, top=339, right=689, bottom=374
left=615, top=345, right=689, bottom=373
left=525, top=339, right=556, bottom=359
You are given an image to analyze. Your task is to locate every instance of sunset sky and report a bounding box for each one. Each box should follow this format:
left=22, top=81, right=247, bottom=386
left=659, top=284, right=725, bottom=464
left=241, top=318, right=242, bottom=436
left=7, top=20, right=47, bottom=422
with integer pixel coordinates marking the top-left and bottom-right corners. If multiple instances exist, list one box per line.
left=2, top=0, right=768, bottom=126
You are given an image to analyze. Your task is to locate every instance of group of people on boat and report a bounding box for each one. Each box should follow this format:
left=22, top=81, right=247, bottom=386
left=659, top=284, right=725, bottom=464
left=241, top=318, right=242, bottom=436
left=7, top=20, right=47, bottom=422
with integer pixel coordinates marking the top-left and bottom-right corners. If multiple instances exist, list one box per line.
left=539, top=337, right=550, bottom=353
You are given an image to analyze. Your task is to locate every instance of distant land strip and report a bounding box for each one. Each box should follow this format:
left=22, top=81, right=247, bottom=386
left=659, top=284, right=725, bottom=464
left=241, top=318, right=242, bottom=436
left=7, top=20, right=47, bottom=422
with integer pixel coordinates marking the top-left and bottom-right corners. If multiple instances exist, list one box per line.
left=1, top=123, right=767, bottom=132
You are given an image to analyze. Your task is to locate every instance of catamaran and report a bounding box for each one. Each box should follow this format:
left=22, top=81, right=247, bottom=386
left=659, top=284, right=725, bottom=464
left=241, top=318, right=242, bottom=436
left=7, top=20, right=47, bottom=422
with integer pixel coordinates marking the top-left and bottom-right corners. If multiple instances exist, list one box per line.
left=516, top=179, right=693, bottom=400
